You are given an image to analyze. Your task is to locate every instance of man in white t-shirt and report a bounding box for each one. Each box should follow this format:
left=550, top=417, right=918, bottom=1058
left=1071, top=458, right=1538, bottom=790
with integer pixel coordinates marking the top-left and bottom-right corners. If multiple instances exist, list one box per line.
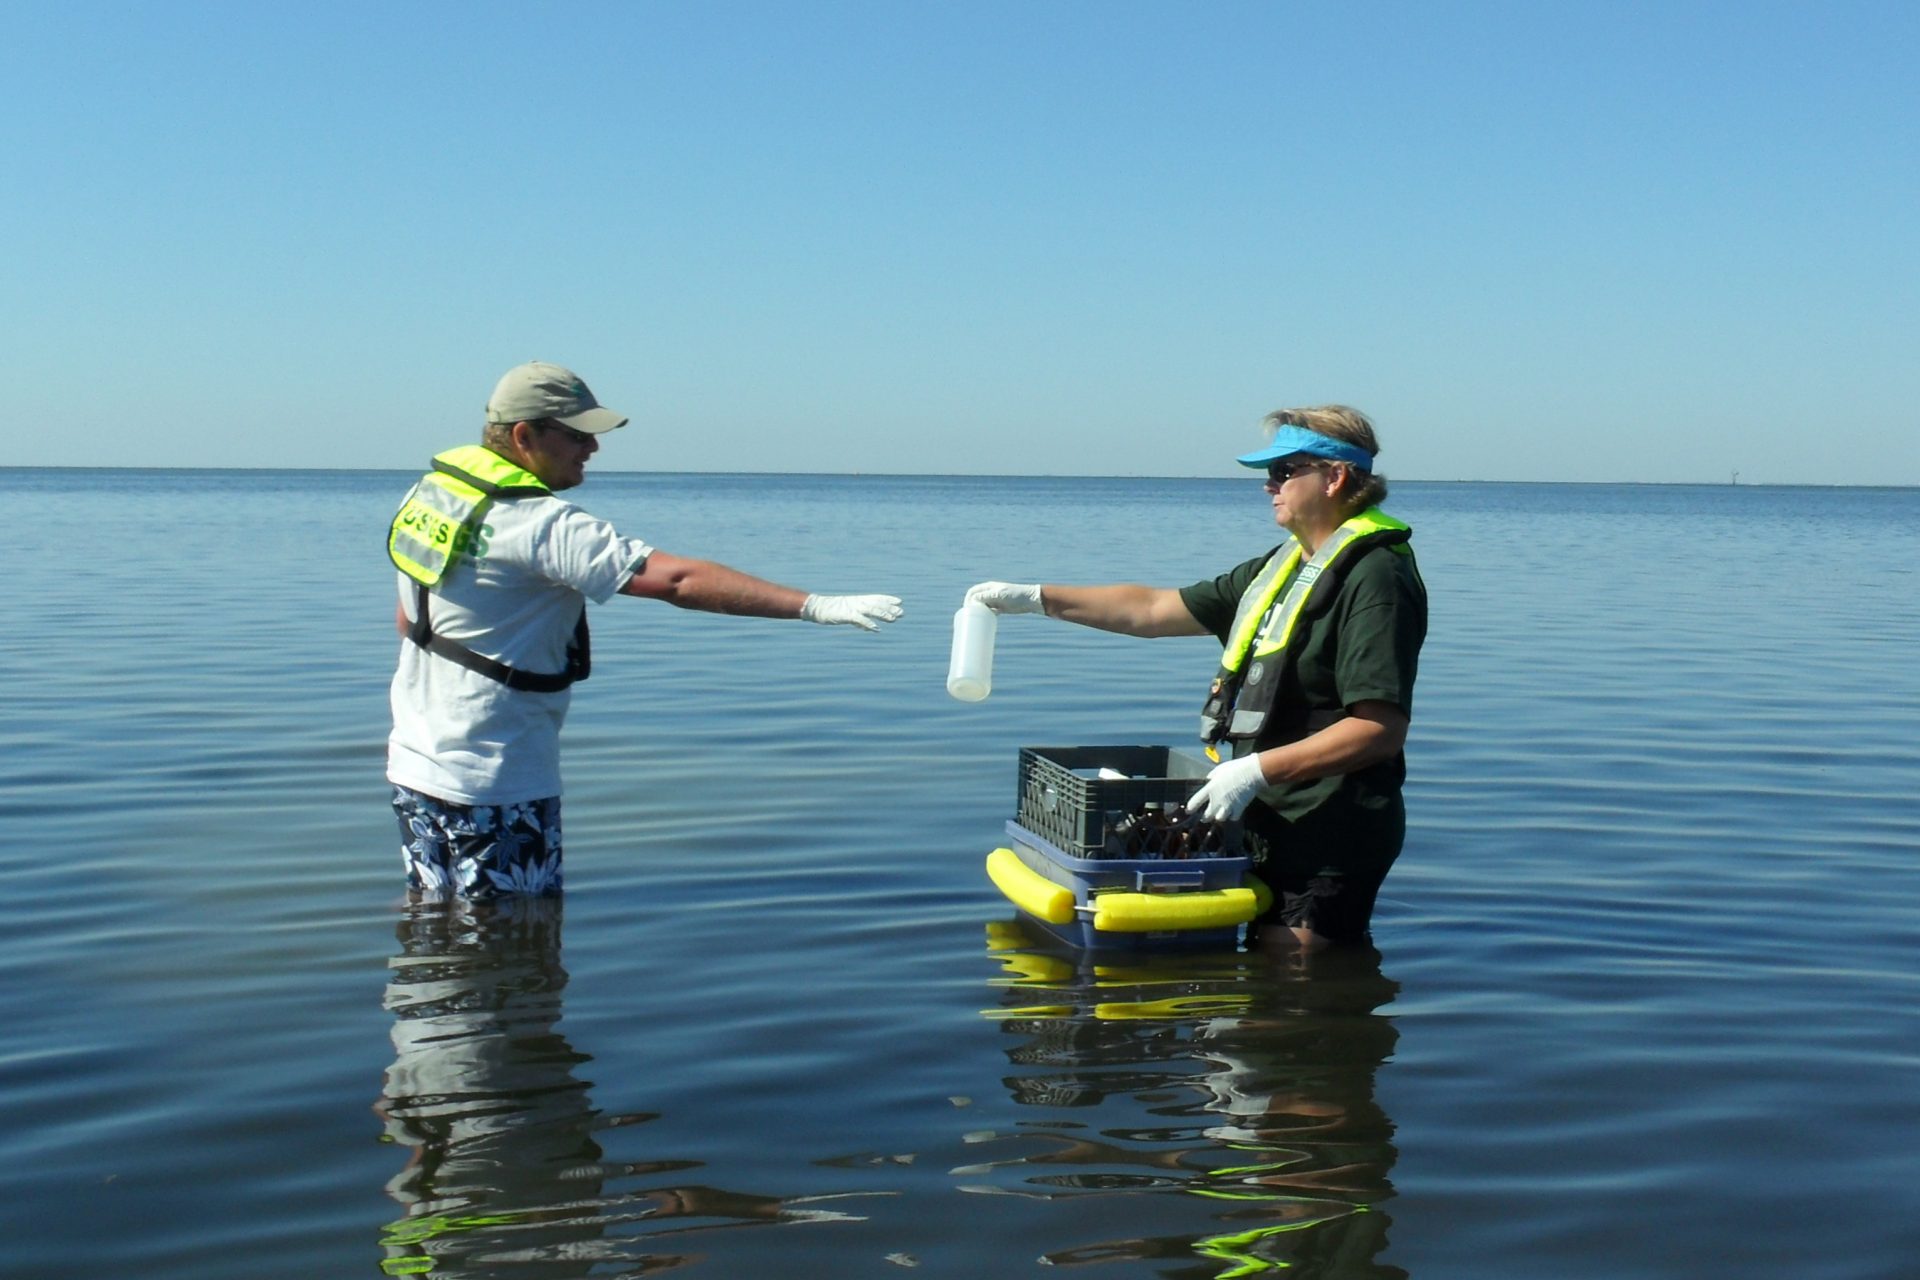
left=387, top=360, right=902, bottom=898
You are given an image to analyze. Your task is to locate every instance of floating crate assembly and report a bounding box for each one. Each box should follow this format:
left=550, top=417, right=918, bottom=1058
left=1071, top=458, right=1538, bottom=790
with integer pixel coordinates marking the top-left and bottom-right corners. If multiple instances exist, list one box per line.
left=987, top=745, right=1264, bottom=951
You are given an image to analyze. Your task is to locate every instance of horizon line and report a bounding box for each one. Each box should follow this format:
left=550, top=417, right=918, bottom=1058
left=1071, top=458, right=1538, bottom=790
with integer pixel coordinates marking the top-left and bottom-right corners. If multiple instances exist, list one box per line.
left=0, top=463, right=1908, bottom=489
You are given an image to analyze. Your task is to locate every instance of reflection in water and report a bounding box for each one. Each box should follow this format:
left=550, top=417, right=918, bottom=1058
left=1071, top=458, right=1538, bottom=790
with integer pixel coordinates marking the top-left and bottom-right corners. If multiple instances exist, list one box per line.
left=973, top=922, right=1406, bottom=1279
left=375, top=896, right=874, bottom=1278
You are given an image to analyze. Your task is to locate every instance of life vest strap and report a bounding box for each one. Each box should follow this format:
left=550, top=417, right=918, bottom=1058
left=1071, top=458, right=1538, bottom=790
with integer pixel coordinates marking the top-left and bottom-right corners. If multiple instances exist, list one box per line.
left=407, top=581, right=590, bottom=693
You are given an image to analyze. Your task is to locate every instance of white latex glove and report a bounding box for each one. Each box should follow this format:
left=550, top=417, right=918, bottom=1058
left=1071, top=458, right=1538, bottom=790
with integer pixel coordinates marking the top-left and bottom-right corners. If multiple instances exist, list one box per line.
left=1187, top=754, right=1269, bottom=823
left=964, top=581, right=1046, bottom=615
left=799, top=593, right=903, bottom=631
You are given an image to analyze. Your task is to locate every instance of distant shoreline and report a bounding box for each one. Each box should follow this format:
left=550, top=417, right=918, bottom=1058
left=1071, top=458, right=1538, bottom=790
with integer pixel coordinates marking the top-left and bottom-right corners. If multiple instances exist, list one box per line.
left=0, top=465, right=1911, bottom=489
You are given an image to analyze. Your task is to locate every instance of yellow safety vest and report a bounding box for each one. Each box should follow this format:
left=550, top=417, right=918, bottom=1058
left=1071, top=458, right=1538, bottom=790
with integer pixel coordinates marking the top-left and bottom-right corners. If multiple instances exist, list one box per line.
left=1199, top=507, right=1415, bottom=745
left=388, top=446, right=551, bottom=587
left=388, top=447, right=590, bottom=693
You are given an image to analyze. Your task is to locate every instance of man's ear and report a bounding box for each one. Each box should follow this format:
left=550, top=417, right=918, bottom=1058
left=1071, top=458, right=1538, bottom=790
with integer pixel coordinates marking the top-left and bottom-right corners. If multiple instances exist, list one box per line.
left=507, top=420, right=540, bottom=459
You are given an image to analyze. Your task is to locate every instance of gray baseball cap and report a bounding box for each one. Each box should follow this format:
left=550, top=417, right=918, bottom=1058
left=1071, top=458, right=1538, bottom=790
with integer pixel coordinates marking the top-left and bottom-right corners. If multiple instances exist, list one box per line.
left=485, top=361, right=629, bottom=433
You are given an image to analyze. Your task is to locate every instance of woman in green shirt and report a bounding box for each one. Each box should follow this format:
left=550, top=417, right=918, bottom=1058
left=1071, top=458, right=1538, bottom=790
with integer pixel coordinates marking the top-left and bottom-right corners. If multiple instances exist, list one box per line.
left=967, top=406, right=1427, bottom=950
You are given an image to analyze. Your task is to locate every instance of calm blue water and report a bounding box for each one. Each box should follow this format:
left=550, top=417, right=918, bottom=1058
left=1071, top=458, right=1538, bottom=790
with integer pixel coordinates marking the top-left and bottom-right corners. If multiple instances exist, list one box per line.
left=1, top=468, right=1916, bottom=1279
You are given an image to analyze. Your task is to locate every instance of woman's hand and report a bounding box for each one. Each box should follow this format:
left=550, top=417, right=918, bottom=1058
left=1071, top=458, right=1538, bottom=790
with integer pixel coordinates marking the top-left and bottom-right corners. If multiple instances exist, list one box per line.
left=964, top=582, right=1046, bottom=615
left=1187, top=754, right=1269, bottom=822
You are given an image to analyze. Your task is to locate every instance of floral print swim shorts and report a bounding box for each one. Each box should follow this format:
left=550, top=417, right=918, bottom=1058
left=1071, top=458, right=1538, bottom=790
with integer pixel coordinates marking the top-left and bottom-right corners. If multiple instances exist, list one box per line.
left=391, top=785, right=564, bottom=899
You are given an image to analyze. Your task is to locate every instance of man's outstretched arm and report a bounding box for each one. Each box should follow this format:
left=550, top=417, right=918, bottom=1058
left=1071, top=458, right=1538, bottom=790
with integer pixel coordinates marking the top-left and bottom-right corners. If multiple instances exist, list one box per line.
left=621, top=552, right=901, bottom=631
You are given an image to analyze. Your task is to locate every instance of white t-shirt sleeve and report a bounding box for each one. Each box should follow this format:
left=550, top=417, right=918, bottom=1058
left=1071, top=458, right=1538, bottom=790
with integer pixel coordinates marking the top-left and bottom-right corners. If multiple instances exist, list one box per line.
left=531, top=503, right=653, bottom=602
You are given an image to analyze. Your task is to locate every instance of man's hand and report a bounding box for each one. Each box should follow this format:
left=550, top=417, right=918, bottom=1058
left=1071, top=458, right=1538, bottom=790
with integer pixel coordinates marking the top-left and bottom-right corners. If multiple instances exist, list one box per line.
left=964, top=581, right=1045, bottom=615
left=1187, top=754, right=1269, bottom=823
left=799, top=594, right=904, bottom=631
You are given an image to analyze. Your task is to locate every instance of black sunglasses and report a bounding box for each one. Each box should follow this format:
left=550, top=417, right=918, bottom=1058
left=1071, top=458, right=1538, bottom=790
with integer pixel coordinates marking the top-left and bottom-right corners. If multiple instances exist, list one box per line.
left=537, top=419, right=596, bottom=446
left=1266, top=457, right=1329, bottom=483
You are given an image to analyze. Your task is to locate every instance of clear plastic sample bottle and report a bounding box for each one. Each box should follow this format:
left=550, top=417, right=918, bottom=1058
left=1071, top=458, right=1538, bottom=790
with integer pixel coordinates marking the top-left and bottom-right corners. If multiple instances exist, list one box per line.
left=946, top=600, right=997, bottom=701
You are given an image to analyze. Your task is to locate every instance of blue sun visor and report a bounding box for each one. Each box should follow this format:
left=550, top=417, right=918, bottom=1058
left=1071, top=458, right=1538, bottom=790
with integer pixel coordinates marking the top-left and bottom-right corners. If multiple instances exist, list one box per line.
left=1236, top=424, right=1375, bottom=472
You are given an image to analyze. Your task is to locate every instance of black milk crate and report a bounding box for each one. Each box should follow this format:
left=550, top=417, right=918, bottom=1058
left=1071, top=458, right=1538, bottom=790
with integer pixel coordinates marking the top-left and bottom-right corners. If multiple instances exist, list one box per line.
left=1014, top=745, right=1242, bottom=859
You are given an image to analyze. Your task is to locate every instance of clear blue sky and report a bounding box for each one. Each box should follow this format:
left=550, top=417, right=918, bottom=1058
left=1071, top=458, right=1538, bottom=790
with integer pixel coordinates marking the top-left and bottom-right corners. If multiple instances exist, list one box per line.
left=6, top=1, right=1915, bottom=483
